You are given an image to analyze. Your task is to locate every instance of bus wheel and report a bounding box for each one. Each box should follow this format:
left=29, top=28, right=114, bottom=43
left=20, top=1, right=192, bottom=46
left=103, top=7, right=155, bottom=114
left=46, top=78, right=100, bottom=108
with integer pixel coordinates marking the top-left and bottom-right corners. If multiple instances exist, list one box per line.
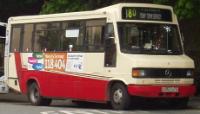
left=110, top=83, right=131, bottom=110
left=168, top=97, right=189, bottom=109
left=28, top=83, right=52, bottom=106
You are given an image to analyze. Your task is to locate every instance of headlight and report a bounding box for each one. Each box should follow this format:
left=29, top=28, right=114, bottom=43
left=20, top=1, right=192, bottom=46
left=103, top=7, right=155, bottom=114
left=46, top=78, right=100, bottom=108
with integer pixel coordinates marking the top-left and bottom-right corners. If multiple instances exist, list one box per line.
left=186, top=70, right=193, bottom=77
left=132, top=69, right=145, bottom=77
left=132, top=68, right=194, bottom=78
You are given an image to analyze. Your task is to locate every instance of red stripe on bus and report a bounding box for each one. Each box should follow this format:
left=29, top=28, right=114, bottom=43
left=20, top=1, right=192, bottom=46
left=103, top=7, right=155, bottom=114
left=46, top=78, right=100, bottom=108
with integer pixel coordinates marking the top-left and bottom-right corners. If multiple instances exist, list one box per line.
left=14, top=52, right=109, bottom=102
left=14, top=52, right=25, bottom=92
left=14, top=52, right=23, bottom=78
left=128, top=84, right=196, bottom=97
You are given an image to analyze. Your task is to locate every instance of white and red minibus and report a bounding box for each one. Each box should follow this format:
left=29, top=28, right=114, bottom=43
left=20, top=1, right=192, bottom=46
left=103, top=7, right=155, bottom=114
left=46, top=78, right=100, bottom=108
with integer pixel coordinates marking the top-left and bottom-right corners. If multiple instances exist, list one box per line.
left=4, top=3, right=195, bottom=110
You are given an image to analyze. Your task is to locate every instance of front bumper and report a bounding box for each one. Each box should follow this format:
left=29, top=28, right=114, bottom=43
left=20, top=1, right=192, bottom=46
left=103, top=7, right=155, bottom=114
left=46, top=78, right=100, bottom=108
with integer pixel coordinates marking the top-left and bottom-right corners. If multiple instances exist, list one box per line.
left=128, top=84, right=196, bottom=98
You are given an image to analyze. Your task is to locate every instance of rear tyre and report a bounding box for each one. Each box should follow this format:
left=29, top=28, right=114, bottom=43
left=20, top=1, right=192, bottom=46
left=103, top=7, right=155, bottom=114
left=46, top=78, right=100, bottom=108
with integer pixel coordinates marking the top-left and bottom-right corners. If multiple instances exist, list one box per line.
left=28, top=83, right=52, bottom=106
left=110, top=83, right=131, bottom=110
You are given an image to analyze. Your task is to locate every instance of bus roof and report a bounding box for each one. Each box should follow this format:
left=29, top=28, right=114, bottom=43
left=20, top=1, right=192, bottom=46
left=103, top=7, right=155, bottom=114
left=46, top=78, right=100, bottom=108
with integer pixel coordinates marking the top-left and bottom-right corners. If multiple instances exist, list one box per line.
left=0, top=22, right=7, bottom=27
left=8, top=3, right=176, bottom=24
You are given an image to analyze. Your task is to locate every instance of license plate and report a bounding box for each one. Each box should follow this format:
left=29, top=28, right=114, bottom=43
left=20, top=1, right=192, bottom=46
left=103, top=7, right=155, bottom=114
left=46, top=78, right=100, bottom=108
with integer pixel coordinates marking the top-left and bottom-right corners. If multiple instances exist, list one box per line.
left=161, top=87, right=179, bottom=93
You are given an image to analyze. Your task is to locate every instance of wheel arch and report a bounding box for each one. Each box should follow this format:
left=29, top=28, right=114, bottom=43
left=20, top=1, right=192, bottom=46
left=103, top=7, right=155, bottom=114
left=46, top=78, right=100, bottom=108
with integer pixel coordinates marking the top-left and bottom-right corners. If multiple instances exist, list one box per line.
left=106, top=79, right=127, bottom=101
left=26, top=77, right=41, bottom=94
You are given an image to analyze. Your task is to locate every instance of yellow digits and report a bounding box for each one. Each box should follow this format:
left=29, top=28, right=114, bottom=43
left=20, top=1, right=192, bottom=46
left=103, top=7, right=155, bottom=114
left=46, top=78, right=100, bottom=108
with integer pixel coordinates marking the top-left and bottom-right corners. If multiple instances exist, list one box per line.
left=127, top=8, right=136, bottom=18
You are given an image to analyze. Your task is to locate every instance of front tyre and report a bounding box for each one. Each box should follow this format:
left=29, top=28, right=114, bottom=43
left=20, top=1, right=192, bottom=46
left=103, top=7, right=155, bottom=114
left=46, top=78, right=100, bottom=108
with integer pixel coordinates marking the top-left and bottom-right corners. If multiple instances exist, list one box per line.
left=110, top=83, right=131, bottom=110
left=28, top=83, right=52, bottom=106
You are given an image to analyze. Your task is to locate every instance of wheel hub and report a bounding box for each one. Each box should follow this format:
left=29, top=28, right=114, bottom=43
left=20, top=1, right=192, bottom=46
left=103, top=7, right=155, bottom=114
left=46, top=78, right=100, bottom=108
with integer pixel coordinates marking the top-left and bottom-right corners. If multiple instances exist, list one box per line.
left=113, top=89, right=123, bottom=104
left=31, top=88, right=39, bottom=103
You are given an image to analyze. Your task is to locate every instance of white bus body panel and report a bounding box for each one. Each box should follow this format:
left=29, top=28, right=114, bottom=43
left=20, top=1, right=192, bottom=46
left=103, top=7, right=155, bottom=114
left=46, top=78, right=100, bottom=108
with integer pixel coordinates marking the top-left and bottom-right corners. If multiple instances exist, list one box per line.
left=7, top=53, right=21, bottom=91
left=0, top=22, right=9, bottom=93
left=116, top=54, right=194, bottom=85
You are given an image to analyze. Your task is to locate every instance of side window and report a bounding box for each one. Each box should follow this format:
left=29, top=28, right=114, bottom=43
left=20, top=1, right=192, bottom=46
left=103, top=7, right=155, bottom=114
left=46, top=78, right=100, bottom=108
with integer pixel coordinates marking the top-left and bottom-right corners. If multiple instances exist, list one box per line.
left=33, top=23, right=61, bottom=52
left=45, top=23, right=61, bottom=51
left=85, top=19, right=105, bottom=52
left=10, top=25, right=23, bottom=52
left=34, top=23, right=47, bottom=52
left=22, top=24, right=34, bottom=52
left=62, top=21, right=85, bottom=52
left=30, top=19, right=105, bottom=52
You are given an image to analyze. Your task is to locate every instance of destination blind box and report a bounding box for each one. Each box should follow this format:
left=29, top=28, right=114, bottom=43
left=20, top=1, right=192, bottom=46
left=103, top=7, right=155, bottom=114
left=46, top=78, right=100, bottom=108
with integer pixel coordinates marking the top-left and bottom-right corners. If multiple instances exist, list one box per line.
left=122, top=7, right=172, bottom=22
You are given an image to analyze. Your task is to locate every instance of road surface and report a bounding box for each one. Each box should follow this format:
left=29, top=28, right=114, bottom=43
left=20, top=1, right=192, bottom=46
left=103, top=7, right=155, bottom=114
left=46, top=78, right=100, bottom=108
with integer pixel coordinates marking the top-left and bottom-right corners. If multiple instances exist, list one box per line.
left=1, top=93, right=200, bottom=114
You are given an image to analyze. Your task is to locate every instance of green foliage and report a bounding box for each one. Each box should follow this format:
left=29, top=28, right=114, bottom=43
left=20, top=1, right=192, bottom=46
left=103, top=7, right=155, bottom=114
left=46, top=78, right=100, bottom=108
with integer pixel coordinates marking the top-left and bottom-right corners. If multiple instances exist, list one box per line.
left=153, top=0, right=170, bottom=5
left=40, top=0, right=88, bottom=14
left=40, top=0, right=200, bottom=20
left=153, top=0, right=200, bottom=20
left=175, top=0, right=200, bottom=20
left=40, top=0, right=144, bottom=14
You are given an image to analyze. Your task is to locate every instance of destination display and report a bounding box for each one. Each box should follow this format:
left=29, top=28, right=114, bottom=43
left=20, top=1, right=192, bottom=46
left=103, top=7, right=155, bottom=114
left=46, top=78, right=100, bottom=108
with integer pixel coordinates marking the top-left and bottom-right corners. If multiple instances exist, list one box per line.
left=122, top=7, right=172, bottom=22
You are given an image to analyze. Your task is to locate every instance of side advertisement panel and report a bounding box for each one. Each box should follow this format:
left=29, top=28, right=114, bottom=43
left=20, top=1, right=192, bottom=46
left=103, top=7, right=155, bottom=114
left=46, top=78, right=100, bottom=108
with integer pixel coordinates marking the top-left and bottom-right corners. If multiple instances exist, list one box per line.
left=28, top=52, right=84, bottom=73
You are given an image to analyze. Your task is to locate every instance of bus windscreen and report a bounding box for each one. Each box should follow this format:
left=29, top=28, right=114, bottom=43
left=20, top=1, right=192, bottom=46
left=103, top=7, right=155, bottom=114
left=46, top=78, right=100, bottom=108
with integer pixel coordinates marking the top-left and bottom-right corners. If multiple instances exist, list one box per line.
left=122, top=7, right=172, bottom=22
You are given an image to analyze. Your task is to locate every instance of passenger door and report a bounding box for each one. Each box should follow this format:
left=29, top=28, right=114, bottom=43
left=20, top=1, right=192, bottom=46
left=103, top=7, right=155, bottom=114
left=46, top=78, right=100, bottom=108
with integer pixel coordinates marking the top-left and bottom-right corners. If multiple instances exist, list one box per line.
left=104, top=23, right=116, bottom=67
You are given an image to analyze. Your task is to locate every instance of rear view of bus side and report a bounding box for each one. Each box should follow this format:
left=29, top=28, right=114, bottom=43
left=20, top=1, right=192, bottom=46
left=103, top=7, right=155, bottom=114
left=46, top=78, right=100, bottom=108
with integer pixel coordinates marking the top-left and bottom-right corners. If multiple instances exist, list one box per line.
left=5, top=3, right=195, bottom=110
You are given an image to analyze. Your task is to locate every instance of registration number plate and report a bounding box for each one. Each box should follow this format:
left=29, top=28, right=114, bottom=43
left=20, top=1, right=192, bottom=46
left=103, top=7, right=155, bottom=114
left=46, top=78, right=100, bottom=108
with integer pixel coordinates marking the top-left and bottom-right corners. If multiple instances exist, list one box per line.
left=161, top=87, right=179, bottom=93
